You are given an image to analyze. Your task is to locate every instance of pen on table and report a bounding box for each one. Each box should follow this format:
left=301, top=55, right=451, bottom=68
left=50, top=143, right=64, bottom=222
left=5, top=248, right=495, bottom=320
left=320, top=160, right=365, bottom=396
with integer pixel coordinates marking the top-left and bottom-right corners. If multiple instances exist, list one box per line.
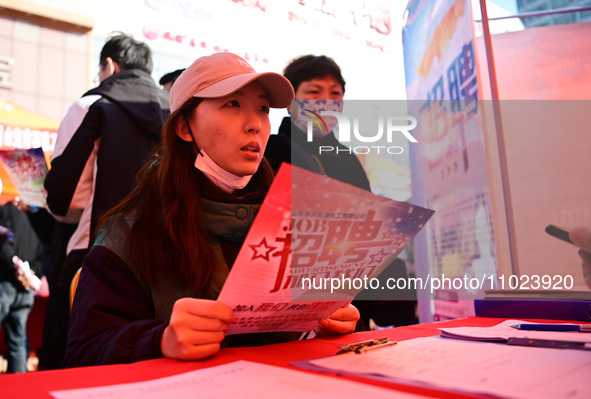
left=507, top=337, right=591, bottom=351
left=510, top=323, right=591, bottom=332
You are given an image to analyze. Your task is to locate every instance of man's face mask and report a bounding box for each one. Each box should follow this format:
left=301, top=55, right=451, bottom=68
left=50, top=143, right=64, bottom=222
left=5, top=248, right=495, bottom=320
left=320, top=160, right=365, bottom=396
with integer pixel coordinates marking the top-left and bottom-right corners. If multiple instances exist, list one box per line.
left=290, top=99, right=343, bottom=140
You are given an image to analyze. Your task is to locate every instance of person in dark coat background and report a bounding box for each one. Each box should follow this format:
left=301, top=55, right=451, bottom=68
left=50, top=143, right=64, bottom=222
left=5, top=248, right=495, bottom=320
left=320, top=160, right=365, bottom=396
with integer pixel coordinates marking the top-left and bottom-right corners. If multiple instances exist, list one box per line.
left=40, top=32, right=170, bottom=370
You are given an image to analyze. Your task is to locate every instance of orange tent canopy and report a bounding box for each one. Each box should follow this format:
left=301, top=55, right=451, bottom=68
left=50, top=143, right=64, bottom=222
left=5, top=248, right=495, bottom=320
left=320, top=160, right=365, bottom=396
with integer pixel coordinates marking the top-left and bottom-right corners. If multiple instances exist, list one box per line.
left=0, top=101, right=60, bottom=130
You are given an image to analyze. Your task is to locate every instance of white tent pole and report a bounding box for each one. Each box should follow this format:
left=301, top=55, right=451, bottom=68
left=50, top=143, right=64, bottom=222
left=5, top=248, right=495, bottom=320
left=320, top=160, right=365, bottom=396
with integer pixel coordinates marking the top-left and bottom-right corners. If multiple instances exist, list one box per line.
left=478, top=0, right=520, bottom=275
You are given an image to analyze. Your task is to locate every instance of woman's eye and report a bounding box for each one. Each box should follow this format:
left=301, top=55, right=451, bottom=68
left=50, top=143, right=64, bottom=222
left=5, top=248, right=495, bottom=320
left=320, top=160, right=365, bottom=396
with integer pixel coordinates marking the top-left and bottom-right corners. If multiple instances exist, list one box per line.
left=227, top=100, right=240, bottom=107
left=260, top=105, right=270, bottom=114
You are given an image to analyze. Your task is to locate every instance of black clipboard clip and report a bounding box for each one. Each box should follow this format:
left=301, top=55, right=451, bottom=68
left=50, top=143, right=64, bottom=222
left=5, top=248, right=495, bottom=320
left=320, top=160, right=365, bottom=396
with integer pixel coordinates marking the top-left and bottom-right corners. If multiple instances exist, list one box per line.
left=337, top=337, right=397, bottom=354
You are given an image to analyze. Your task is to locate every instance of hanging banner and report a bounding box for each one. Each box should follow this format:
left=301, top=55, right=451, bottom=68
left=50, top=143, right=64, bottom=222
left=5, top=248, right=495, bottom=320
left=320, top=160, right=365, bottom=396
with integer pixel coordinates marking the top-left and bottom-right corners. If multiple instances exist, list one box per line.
left=402, top=0, right=497, bottom=320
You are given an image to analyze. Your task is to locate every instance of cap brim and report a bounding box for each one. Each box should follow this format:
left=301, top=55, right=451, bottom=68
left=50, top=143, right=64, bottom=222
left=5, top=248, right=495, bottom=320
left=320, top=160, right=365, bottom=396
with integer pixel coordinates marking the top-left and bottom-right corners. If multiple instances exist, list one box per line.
left=194, top=72, right=294, bottom=108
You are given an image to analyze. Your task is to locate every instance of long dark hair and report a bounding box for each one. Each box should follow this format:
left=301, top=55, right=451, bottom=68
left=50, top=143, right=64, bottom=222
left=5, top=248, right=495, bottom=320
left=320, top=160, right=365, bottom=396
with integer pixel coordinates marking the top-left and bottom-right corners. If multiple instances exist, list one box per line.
left=98, top=97, right=274, bottom=290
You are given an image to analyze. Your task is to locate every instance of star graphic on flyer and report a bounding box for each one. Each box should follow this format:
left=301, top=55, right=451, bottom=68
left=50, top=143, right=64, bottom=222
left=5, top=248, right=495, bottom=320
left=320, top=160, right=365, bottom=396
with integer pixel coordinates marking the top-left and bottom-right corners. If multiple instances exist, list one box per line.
left=382, top=230, right=395, bottom=239
left=369, top=249, right=389, bottom=264
left=249, top=237, right=277, bottom=262
left=392, top=235, right=409, bottom=248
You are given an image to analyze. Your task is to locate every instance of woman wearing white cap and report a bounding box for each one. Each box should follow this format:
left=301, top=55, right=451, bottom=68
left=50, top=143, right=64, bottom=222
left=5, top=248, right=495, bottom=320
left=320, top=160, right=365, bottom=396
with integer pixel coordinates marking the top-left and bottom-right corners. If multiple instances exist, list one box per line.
left=64, top=53, right=360, bottom=367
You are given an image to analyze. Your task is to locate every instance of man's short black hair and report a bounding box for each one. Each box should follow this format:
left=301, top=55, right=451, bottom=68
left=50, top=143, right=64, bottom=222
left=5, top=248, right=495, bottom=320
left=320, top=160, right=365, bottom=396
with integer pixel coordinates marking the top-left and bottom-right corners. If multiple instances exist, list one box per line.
left=100, top=32, right=153, bottom=74
left=283, top=55, right=346, bottom=94
left=159, top=68, right=185, bottom=86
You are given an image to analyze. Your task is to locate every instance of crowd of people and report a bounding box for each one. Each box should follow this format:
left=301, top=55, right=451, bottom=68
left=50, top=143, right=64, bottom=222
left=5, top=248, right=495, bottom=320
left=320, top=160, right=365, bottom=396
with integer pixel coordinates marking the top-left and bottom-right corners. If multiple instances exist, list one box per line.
left=1, top=31, right=590, bottom=372
left=0, top=199, right=44, bottom=373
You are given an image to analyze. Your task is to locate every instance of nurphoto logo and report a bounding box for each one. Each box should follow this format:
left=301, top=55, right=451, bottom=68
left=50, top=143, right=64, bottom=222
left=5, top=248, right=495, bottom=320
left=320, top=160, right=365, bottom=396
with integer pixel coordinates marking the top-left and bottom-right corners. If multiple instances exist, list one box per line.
left=302, top=108, right=328, bottom=136
left=304, top=110, right=418, bottom=155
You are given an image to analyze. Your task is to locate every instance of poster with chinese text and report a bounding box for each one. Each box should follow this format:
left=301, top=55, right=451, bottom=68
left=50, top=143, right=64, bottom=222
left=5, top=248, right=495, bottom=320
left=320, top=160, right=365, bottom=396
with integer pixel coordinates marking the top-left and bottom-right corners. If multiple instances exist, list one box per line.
left=403, top=0, right=496, bottom=320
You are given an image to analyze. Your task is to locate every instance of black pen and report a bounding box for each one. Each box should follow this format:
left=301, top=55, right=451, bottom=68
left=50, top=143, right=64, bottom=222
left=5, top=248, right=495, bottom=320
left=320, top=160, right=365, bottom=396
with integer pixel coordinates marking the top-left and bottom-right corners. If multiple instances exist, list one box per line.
left=507, top=337, right=591, bottom=351
left=510, top=323, right=591, bottom=332
left=545, top=224, right=574, bottom=245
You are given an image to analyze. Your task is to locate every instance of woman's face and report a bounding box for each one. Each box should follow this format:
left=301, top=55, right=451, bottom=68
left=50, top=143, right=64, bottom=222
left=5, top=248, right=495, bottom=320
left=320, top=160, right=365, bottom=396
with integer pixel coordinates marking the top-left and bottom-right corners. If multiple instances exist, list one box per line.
left=186, top=81, right=271, bottom=177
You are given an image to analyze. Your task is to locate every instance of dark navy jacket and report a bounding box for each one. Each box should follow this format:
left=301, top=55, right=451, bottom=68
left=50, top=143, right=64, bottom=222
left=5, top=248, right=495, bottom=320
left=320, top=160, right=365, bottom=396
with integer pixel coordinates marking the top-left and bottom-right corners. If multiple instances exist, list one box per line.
left=44, top=69, right=170, bottom=249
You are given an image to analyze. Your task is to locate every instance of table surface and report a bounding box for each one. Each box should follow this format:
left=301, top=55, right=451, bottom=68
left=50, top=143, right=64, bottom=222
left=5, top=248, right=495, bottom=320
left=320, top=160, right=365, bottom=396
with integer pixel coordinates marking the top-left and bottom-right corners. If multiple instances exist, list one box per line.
left=0, top=316, right=574, bottom=399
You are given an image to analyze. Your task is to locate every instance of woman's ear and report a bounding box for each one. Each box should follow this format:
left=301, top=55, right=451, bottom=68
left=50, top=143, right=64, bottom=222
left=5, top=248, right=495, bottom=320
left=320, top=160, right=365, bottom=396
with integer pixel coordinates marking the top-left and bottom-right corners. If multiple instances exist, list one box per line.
left=176, top=116, right=194, bottom=142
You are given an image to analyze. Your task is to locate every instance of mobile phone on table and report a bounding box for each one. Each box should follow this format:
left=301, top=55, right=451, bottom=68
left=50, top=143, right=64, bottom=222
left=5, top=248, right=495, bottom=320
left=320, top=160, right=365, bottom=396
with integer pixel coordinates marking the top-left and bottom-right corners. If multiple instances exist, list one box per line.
left=545, top=224, right=573, bottom=245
